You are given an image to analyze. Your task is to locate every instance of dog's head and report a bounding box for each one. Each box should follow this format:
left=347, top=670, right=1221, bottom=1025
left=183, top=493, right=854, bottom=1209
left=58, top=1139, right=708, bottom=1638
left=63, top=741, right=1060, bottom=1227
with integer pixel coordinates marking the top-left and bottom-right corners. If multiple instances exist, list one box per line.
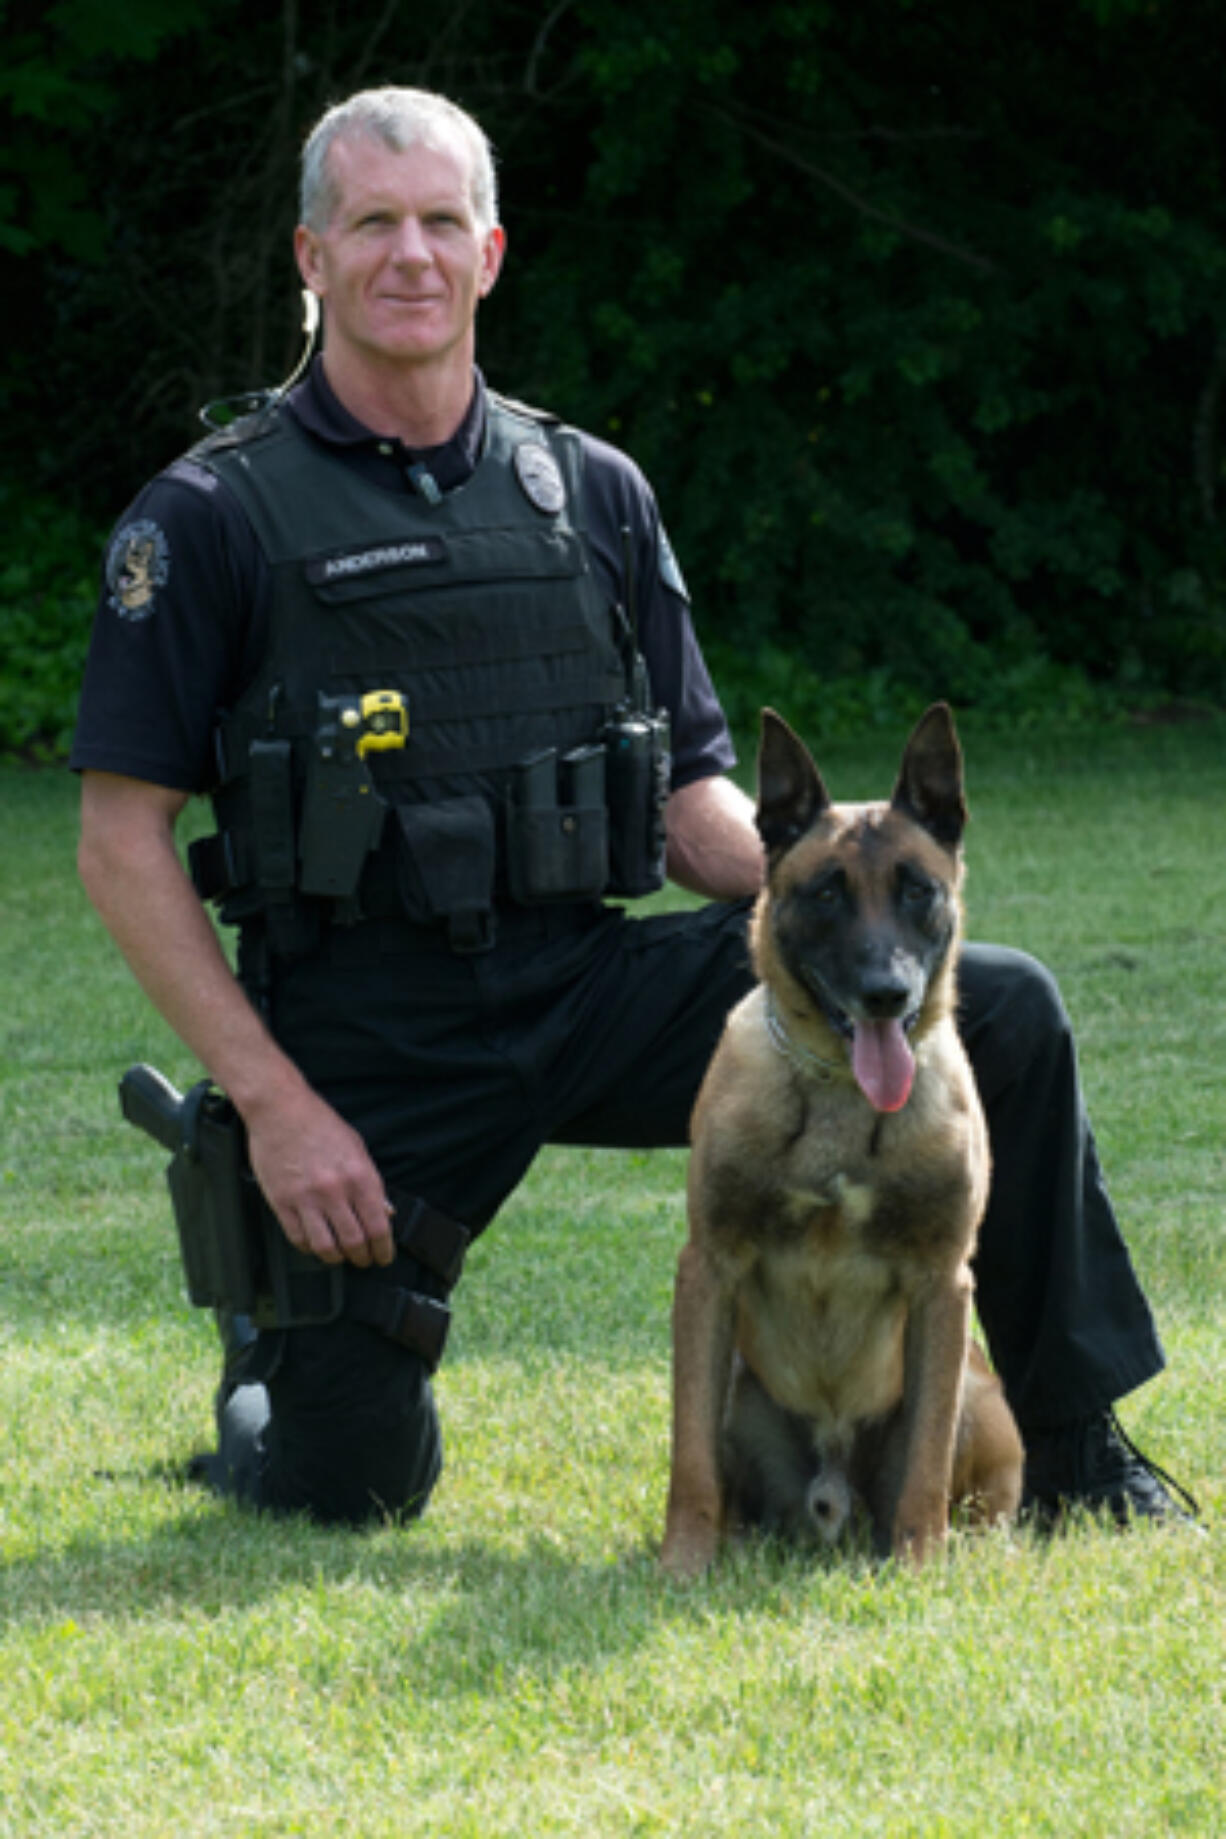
left=751, top=703, right=967, bottom=1113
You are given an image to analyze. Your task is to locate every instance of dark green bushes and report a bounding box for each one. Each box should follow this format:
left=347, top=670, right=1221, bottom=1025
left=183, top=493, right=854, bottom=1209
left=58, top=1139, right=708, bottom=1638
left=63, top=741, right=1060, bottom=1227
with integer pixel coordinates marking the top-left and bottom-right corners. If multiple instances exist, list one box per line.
left=0, top=489, right=101, bottom=759
left=4, top=0, right=1226, bottom=756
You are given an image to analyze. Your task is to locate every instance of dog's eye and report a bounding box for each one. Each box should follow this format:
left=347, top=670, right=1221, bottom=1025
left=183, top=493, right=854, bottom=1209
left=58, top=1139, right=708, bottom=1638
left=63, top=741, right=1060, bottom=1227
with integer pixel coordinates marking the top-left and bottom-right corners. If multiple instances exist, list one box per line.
left=897, top=868, right=937, bottom=911
left=803, top=872, right=845, bottom=909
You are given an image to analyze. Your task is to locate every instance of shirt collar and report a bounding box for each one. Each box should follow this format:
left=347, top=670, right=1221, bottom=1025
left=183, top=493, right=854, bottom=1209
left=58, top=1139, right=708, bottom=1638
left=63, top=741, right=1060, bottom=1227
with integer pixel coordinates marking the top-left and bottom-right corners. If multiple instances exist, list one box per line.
left=284, top=357, right=487, bottom=493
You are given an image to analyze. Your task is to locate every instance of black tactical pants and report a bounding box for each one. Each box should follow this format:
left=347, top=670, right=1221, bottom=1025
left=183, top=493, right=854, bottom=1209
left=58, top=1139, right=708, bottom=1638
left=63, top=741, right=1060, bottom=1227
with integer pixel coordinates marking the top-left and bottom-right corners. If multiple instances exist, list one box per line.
left=219, top=899, right=1163, bottom=1524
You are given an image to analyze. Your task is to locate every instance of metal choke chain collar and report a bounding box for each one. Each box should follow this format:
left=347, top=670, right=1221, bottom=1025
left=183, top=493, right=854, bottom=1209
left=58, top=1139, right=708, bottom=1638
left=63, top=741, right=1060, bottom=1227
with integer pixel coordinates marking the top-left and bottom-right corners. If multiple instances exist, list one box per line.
left=763, top=992, right=843, bottom=1083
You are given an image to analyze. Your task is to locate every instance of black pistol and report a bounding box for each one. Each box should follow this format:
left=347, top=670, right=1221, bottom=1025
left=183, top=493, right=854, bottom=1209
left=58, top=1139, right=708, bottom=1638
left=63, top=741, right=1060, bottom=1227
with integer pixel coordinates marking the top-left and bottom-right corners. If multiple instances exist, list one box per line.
left=120, top=1062, right=206, bottom=1155
left=119, top=1063, right=344, bottom=1327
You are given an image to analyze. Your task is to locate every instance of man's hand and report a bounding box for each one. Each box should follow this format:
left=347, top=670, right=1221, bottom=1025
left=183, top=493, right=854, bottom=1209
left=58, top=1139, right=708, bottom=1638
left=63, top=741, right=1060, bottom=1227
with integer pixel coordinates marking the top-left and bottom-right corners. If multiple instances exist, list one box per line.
left=244, top=1081, right=395, bottom=1268
left=78, top=770, right=395, bottom=1271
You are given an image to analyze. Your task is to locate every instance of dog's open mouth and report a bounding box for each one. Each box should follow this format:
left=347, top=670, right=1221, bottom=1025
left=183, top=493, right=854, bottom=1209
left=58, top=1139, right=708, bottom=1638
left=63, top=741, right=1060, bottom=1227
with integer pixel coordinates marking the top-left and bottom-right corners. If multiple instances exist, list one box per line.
left=810, top=983, right=919, bottom=1114
left=851, top=1017, right=916, bottom=1113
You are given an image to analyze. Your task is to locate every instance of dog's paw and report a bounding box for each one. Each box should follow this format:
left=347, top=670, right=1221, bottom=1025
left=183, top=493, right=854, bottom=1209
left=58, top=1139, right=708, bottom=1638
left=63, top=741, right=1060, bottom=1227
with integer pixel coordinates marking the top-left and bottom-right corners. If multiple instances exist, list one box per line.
left=659, top=1517, right=720, bottom=1581
left=891, top=1491, right=950, bottom=1567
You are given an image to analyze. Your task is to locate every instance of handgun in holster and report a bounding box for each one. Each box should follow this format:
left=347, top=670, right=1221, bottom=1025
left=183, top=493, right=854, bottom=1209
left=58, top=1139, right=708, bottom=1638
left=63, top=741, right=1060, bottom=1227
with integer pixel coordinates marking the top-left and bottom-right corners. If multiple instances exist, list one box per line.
left=119, top=1063, right=469, bottom=1371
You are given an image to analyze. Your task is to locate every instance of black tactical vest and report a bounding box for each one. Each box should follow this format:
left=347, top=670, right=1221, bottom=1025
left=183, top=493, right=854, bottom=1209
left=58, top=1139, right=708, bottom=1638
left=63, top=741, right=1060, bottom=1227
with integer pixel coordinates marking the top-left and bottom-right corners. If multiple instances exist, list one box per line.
left=188, top=393, right=665, bottom=954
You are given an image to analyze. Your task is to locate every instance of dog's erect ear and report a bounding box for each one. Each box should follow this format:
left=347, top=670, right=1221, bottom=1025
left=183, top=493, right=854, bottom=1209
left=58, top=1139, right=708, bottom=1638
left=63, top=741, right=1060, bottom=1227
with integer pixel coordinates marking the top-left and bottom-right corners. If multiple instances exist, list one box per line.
left=891, top=702, right=967, bottom=849
left=756, top=709, right=831, bottom=856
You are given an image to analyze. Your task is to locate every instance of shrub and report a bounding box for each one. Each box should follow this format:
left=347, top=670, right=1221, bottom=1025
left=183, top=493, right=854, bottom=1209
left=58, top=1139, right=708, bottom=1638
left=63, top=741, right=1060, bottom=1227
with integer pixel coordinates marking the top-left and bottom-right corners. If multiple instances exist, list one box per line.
left=0, top=486, right=101, bottom=759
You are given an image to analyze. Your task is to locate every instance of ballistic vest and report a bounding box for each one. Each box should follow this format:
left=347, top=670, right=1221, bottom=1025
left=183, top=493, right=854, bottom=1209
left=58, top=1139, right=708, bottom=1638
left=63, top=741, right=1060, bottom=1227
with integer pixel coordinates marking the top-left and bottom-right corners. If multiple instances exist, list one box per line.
left=190, top=394, right=639, bottom=952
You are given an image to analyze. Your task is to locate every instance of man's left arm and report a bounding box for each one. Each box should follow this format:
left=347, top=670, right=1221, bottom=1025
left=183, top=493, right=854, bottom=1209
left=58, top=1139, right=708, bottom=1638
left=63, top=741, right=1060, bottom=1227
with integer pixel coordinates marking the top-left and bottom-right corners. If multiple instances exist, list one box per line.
left=665, top=774, right=764, bottom=901
left=570, top=430, right=765, bottom=902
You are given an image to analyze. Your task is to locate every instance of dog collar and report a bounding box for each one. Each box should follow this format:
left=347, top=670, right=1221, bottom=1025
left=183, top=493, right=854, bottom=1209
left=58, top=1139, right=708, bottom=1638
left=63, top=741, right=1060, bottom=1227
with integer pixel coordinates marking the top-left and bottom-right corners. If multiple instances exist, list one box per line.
left=764, top=992, right=845, bottom=1083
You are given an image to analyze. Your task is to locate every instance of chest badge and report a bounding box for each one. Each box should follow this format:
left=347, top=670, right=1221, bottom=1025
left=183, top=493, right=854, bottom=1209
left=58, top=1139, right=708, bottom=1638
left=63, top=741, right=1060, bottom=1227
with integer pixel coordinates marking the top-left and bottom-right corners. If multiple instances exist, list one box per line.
left=514, top=442, right=566, bottom=515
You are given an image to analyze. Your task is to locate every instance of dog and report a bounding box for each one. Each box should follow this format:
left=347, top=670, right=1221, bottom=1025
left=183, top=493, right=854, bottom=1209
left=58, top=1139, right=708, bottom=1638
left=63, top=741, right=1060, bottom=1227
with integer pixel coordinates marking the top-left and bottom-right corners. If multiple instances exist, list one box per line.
left=660, top=703, right=1023, bottom=1578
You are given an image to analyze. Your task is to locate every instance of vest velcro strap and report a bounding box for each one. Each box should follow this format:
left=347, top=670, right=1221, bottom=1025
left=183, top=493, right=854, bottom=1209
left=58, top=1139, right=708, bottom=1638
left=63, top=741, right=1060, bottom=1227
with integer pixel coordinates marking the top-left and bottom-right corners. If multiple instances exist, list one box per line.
left=389, top=1193, right=471, bottom=1289
left=216, top=707, right=317, bottom=781
left=346, top=1285, right=451, bottom=1371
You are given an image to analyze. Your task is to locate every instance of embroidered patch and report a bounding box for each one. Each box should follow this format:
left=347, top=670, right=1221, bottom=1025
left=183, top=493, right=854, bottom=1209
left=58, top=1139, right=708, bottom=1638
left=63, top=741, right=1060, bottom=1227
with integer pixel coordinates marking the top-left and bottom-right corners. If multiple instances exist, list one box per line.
left=514, top=442, right=566, bottom=515
left=106, top=520, right=170, bottom=620
left=658, top=526, right=689, bottom=602
left=306, top=538, right=447, bottom=585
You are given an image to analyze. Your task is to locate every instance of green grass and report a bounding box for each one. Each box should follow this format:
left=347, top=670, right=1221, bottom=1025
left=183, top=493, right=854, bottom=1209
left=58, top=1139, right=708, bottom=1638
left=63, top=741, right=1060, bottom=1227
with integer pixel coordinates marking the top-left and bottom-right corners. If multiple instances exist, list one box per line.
left=2, top=723, right=1224, bottom=1837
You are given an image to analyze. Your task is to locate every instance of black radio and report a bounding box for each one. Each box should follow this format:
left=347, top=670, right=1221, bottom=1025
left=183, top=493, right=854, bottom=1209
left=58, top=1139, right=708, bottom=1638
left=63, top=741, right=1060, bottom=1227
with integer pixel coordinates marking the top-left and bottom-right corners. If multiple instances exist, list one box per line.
left=603, top=706, right=670, bottom=896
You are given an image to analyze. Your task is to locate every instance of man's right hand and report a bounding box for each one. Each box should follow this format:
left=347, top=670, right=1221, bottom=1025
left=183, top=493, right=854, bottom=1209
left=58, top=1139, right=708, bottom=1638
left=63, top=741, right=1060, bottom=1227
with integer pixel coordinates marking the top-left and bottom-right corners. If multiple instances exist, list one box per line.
left=244, top=1081, right=396, bottom=1269
left=78, top=770, right=396, bottom=1273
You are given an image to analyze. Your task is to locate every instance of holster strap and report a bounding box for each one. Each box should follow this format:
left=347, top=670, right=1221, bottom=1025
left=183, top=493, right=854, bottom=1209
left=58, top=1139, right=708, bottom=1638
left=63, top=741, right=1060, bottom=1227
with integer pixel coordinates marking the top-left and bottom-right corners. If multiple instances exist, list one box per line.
left=345, top=1286, right=452, bottom=1372
left=390, top=1193, right=471, bottom=1290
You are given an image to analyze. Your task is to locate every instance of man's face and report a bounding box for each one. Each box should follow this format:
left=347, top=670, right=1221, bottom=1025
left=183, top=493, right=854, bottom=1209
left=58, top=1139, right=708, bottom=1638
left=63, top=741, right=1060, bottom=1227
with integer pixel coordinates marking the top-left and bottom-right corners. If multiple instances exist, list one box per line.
left=294, top=130, right=505, bottom=376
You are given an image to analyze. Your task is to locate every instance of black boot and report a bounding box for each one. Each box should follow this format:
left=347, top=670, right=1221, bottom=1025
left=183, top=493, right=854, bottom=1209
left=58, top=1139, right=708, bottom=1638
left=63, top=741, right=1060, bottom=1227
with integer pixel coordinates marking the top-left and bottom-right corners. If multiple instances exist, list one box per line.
left=186, top=1310, right=270, bottom=1504
left=1021, top=1408, right=1199, bottom=1528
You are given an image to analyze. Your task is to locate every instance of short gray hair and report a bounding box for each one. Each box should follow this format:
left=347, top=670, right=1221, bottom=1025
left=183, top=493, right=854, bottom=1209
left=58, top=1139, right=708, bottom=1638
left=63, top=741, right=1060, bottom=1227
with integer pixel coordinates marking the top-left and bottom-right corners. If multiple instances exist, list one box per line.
left=300, top=87, right=499, bottom=234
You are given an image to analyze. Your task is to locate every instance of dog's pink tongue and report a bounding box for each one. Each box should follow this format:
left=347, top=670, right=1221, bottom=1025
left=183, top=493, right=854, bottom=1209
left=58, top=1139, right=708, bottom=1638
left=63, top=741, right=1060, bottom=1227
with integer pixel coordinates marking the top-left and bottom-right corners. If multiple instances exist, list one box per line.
left=852, top=1019, right=915, bottom=1113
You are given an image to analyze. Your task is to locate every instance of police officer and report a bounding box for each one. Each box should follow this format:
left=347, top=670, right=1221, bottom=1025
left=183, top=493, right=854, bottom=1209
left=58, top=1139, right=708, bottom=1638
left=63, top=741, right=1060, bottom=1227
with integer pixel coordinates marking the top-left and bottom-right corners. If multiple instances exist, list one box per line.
left=73, top=86, right=1190, bottom=1529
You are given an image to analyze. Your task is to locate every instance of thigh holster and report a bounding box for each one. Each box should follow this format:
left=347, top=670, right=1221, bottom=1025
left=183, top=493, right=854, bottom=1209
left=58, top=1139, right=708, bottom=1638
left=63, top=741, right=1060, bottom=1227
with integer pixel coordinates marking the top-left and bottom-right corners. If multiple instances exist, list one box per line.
left=120, top=1065, right=471, bottom=1374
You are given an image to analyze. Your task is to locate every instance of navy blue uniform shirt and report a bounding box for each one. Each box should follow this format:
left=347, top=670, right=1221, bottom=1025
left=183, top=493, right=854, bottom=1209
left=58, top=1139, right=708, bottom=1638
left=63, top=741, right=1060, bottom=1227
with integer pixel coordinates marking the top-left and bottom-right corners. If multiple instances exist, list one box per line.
left=71, top=362, right=736, bottom=795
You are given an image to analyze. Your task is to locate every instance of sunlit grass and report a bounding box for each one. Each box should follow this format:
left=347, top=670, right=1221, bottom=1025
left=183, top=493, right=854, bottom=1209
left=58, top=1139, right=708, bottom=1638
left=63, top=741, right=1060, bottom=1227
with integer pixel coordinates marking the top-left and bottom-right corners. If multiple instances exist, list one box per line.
left=1, top=728, right=1223, bottom=1836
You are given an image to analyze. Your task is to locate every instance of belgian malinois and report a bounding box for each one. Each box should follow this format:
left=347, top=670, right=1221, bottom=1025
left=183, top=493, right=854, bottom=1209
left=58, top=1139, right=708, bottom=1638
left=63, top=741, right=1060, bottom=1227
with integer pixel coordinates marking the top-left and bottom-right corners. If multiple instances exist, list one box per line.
left=661, top=704, right=1023, bottom=1578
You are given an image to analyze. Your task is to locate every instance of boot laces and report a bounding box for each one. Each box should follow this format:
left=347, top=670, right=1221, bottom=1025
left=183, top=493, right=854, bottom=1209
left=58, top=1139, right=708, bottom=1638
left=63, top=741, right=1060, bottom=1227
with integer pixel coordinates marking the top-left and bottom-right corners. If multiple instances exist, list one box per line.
left=1107, top=1408, right=1200, bottom=1519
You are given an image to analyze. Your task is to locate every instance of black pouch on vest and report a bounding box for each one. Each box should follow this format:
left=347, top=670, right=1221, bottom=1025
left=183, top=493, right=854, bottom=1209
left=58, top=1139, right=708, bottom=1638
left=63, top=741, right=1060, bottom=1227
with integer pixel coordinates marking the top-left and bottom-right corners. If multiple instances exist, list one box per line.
left=393, top=797, right=497, bottom=948
left=506, top=744, right=609, bottom=904
left=248, top=738, right=296, bottom=892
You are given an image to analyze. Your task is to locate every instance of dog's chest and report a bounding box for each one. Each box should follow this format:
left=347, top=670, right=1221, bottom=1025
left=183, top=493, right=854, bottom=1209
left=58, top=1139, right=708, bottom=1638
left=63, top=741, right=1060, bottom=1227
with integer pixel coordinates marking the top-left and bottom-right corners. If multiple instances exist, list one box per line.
left=729, top=1067, right=973, bottom=1264
left=735, top=1218, right=906, bottom=1429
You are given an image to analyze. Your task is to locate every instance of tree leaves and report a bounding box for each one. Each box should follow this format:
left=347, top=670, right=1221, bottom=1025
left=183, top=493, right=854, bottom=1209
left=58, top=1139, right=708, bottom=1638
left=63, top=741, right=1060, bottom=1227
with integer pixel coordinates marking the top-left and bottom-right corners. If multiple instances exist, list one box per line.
left=3, top=0, right=1226, bottom=709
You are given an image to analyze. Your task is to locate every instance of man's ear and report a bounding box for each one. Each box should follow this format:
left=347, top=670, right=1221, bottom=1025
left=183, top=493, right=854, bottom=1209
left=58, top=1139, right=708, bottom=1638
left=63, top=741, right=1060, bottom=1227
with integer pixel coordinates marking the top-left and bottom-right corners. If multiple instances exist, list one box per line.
left=294, top=223, right=324, bottom=295
left=478, top=225, right=507, bottom=298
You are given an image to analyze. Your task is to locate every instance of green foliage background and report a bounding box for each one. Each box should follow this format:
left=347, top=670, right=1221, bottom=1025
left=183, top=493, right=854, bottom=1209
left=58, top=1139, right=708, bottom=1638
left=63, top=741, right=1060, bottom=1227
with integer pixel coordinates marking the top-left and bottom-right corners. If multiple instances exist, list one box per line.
left=4, top=0, right=1226, bottom=750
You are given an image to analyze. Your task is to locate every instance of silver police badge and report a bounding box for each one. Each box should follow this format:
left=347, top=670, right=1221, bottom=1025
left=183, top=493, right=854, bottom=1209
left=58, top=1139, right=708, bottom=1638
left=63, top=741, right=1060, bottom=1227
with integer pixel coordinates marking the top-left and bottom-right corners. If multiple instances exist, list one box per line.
left=514, top=442, right=566, bottom=515
left=106, top=519, right=171, bottom=620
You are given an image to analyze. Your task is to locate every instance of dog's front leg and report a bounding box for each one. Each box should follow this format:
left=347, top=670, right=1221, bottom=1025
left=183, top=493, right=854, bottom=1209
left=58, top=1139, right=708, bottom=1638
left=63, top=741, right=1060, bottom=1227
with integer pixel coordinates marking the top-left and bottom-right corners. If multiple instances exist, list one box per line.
left=890, top=1267, right=973, bottom=1565
left=660, top=1239, right=736, bottom=1580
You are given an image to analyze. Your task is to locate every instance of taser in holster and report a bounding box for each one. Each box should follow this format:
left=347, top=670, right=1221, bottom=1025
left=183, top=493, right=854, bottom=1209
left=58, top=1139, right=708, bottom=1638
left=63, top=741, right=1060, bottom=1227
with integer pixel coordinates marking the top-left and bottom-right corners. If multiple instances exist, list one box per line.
left=298, top=688, right=409, bottom=899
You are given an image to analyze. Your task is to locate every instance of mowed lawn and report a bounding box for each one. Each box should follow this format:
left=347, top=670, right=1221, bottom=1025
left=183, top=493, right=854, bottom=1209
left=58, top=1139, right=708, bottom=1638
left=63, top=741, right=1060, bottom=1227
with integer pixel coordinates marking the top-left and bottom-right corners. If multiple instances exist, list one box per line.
left=1, top=717, right=1223, bottom=1837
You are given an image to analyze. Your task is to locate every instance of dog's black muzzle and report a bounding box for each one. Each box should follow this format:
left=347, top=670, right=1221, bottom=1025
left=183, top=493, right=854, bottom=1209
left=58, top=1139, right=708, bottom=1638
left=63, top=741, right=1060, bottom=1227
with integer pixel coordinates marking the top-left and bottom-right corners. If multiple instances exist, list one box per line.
left=800, top=952, right=923, bottom=1039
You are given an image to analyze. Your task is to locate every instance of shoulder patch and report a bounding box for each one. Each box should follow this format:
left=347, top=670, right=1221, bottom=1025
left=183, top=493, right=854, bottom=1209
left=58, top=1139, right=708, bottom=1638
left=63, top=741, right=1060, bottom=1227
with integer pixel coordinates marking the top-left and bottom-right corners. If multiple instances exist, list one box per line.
left=514, top=441, right=567, bottom=515
left=658, top=526, right=689, bottom=601
left=106, top=519, right=170, bottom=621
